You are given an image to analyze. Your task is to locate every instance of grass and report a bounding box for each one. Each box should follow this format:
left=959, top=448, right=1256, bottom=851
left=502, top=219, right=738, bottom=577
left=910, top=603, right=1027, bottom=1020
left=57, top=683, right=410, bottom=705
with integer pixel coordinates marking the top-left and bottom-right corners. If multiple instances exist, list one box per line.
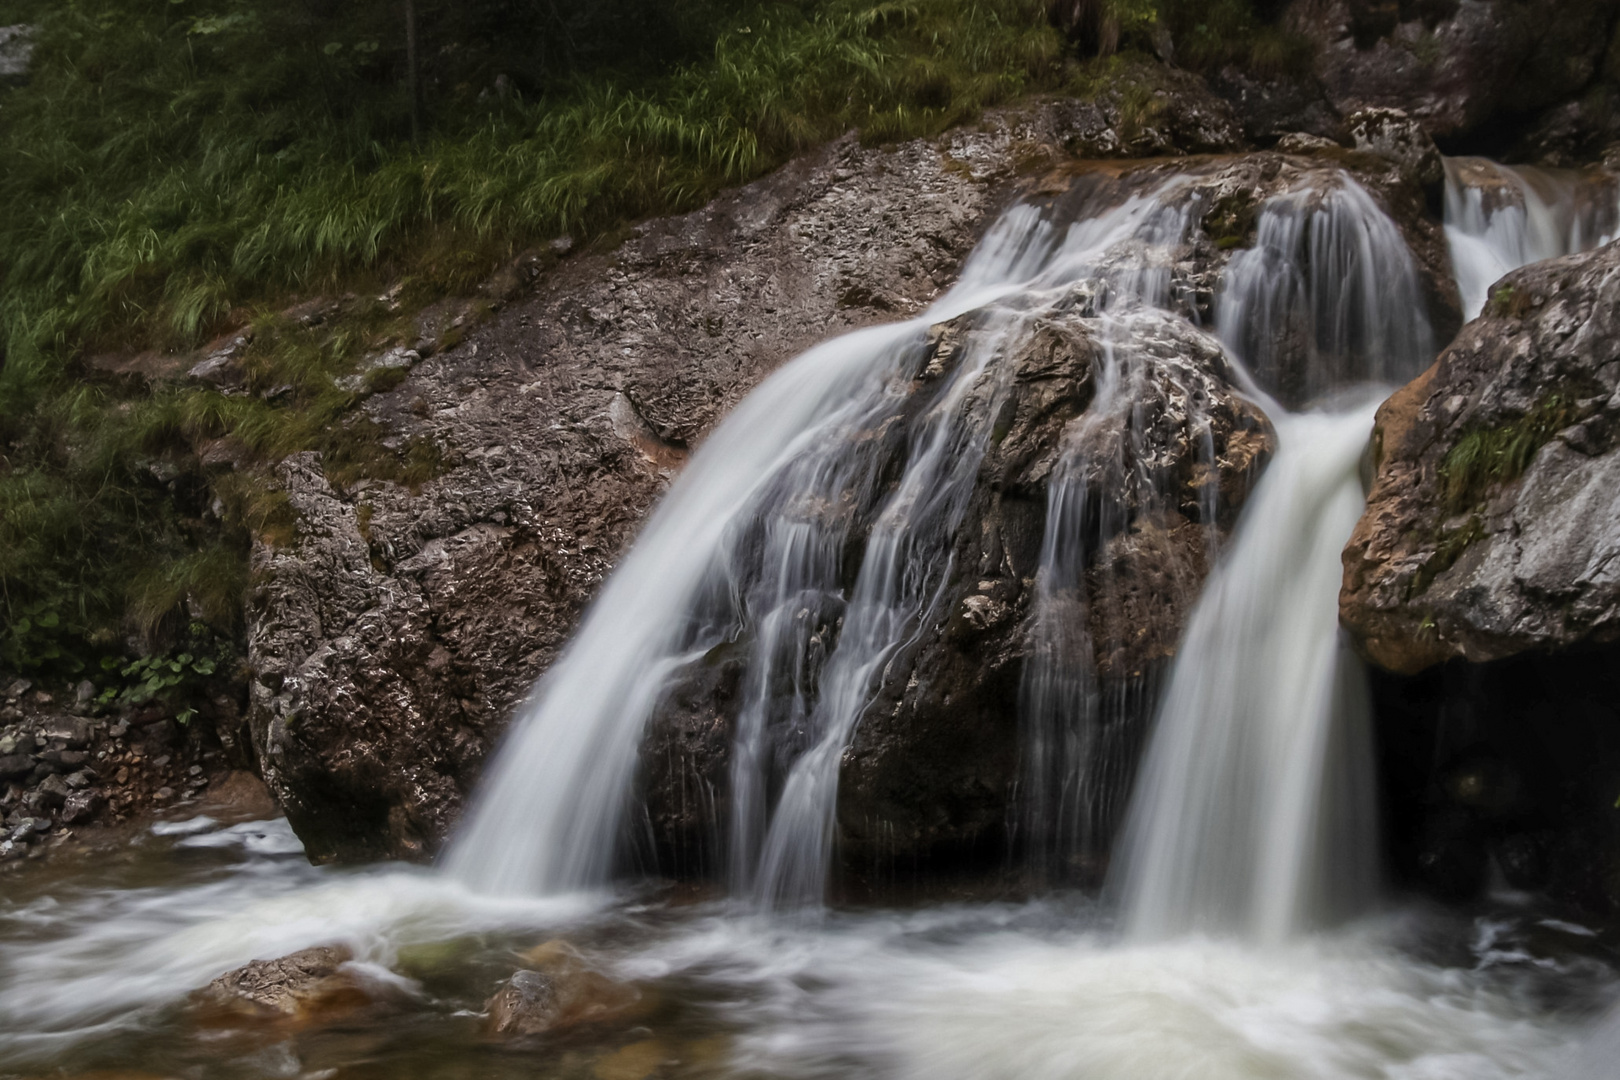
left=1439, top=392, right=1581, bottom=513
left=0, top=0, right=1067, bottom=678
left=0, top=0, right=1303, bottom=682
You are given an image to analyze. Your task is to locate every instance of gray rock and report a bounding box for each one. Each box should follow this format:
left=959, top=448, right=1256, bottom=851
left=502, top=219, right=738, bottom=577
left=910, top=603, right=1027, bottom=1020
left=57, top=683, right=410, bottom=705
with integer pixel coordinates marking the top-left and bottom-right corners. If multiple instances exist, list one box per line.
left=60, top=788, right=105, bottom=824
left=37, top=716, right=94, bottom=749
left=244, top=101, right=1448, bottom=864
left=1287, top=0, right=1620, bottom=145
left=1344, top=240, right=1620, bottom=671
left=1347, top=107, right=1443, bottom=190
left=0, top=754, right=34, bottom=782
left=199, top=945, right=354, bottom=1016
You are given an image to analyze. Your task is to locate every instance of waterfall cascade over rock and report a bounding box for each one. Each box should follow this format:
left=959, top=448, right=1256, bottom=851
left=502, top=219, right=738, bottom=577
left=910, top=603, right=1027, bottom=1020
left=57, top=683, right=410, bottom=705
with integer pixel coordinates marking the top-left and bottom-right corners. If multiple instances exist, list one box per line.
left=4, top=149, right=1618, bottom=1080
left=449, top=160, right=1447, bottom=928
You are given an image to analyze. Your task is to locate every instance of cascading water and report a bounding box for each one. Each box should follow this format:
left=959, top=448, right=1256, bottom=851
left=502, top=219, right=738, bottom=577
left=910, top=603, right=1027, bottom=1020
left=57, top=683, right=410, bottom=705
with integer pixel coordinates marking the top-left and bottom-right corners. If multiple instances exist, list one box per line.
left=1101, top=171, right=1438, bottom=941
left=1110, top=404, right=1381, bottom=942
left=1444, top=157, right=1620, bottom=320
left=447, top=181, right=1215, bottom=902
left=1219, top=174, right=1434, bottom=404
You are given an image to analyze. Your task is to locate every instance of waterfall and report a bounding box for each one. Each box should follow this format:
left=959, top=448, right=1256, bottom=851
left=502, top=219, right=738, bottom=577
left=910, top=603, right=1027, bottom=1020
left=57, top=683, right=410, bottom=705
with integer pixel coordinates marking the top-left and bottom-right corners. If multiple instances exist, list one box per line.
left=1218, top=174, right=1434, bottom=405
left=1443, top=157, right=1620, bottom=320
left=1018, top=171, right=1427, bottom=887
left=1110, top=404, right=1381, bottom=942
left=445, top=182, right=1201, bottom=898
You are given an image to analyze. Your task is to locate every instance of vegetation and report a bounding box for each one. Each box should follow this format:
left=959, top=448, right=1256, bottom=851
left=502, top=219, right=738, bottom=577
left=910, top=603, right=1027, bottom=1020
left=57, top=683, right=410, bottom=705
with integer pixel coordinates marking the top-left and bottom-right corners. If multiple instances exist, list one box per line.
left=0, top=0, right=1297, bottom=682
left=1439, top=393, right=1581, bottom=513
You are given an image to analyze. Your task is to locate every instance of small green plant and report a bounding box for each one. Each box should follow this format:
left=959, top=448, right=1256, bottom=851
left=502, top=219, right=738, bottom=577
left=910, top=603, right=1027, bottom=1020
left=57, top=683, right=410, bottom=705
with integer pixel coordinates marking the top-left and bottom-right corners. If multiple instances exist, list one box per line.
left=95, top=624, right=233, bottom=723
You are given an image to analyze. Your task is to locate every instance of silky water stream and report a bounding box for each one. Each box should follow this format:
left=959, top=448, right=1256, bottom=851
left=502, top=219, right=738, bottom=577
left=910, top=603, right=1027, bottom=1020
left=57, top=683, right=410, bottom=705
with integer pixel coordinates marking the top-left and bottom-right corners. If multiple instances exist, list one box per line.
left=3, top=164, right=1619, bottom=1080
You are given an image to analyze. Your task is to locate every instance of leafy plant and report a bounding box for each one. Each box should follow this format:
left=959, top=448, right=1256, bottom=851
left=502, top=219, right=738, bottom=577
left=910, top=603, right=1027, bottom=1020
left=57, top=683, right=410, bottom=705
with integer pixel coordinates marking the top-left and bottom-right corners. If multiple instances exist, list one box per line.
left=95, top=624, right=234, bottom=723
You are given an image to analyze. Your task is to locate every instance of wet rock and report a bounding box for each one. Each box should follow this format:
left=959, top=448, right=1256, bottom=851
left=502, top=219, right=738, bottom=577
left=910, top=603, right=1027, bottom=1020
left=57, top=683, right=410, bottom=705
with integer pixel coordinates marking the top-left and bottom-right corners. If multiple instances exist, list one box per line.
left=26, top=773, right=71, bottom=812
left=244, top=98, right=1249, bottom=863
left=249, top=104, right=1446, bottom=866
left=38, top=716, right=94, bottom=749
left=187, top=336, right=251, bottom=390
left=1342, top=241, right=1620, bottom=672
left=60, top=788, right=105, bottom=824
left=485, top=941, right=644, bottom=1037
left=1347, top=107, right=1443, bottom=190
left=197, top=945, right=365, bottom=1022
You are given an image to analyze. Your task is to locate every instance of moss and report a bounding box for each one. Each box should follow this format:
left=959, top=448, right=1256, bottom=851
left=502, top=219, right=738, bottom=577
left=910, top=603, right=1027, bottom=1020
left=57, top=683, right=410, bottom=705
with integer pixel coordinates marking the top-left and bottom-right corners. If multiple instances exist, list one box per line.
left=1439, top=392, right=1581, bottom=513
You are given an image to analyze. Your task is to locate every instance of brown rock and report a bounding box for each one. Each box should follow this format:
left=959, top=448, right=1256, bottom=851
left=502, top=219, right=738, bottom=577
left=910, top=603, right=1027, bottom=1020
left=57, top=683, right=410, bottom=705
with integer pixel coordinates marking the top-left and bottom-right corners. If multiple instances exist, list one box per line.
left=195, top=945, right=370, bottom=1027
left=485, top=940, right=644, bottom=1037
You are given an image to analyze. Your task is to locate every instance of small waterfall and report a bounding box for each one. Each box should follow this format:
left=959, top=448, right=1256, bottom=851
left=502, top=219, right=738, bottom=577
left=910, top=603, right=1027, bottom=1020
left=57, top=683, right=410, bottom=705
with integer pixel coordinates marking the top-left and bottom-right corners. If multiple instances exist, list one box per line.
left=1444, top=157, right=1620, bottom=320
left=1110, top=404, right=1381, bottom=943
left=1218, top=174, right=1434, bottom=405
left=446, top=183, right=1199, bottom=899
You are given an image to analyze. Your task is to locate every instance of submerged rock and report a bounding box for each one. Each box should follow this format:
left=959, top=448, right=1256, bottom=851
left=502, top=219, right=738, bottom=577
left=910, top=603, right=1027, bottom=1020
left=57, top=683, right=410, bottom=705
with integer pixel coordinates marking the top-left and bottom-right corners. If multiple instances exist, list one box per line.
left=1342, top=241, right=1620, bottom=673
left=196, top=945, right=371, bottom=1026
left=485, top=941, right=645, bottom=1037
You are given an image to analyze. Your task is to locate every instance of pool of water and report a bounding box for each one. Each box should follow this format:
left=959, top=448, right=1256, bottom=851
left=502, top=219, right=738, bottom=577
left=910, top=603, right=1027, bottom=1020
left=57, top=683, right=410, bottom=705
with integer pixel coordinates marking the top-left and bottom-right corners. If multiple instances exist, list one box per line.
left=1, top=815, right=1614, bottom=1080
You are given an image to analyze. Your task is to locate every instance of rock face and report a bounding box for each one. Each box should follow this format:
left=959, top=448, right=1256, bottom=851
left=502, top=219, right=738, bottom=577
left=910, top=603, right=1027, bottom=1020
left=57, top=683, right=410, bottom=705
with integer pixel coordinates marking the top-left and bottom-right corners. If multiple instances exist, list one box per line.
left=834, top=307, right=1275, bottom=885
left=1285, top=0, right=1620, bottom=148
left=250, top=100, right=1245, bottom=863
left=248, top=93, right=1453, bottom=867
left=1342, top=241, right=1620, bottom=674
left=197, top=945, right=366, bottom=1023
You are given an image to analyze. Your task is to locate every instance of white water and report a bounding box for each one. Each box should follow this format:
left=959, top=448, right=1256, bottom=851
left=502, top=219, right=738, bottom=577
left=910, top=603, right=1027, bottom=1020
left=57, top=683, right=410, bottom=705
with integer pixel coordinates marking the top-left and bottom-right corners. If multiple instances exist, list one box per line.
left=1443, top=158, right=1620, bottom=320
left=1112, top=404, right=1382, bottom=942
left=445, top=204, right=1060, bottom=896
left=1220, top=174, right=1434, bottom=403
left=0, top=821, right=1601, bottom=1078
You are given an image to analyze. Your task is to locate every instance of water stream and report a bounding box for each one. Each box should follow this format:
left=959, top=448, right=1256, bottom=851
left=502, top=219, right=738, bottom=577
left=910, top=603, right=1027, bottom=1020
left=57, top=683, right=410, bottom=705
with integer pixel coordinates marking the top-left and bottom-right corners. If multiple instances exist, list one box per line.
left=2, top=157, right=1618, bottom=1077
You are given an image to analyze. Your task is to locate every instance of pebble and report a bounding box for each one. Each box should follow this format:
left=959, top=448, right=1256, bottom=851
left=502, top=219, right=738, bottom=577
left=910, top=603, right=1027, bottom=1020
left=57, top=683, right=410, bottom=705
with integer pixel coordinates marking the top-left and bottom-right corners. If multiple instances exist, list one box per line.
left=188, top=764, right=202, bottom=776
left=153, top=755, right=171, bottom=767
left=155, top=787, right=174, bottom=801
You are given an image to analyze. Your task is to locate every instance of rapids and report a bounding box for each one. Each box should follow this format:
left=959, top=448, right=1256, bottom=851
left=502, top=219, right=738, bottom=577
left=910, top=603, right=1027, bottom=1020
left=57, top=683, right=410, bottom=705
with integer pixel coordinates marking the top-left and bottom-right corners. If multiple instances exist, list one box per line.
left=3, top=156, right=1619, bottom=1078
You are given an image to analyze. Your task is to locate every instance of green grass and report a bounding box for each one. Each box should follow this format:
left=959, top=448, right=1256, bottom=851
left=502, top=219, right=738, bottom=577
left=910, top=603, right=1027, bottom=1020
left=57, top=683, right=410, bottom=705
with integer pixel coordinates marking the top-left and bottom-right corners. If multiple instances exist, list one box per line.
left=1439, top=393, right=1581, bottom=513
left=0, top=0, right=1065, bottom=677
left=0, top=0, right=1303, bottom=682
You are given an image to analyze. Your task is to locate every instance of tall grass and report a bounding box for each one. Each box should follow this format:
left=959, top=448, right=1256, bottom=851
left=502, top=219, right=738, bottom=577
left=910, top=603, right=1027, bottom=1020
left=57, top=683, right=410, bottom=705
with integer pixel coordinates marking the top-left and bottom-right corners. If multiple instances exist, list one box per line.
left=0, top=0, right=1062, bottom=674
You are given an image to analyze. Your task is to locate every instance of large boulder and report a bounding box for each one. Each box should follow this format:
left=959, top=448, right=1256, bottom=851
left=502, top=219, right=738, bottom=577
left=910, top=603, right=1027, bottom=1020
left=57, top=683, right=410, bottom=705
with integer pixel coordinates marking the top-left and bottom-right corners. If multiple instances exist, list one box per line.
left=1342, top=240, right=1620, bottom=673
left=636, top=296, right=1275, bottom=889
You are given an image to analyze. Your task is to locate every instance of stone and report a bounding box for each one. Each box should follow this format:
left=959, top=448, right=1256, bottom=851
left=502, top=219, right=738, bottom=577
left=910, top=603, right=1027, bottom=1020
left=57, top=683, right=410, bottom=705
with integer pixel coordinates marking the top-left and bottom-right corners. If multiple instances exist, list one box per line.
left=61, top=788, right=105, bottom=824
left=1342, top=240, right=1620, bottom=672
left=38, top=716, right=94, bottom=749
left=0, top=25, right=30, bottom=82
left=485, top=941, right=644, bottom=1037
left=196, top=945, right=368, bottom=1026
left=0, top=755, right=34, bottom=782
left=1346, top=107, right=1443, bottom=190
left=245, top=101, right=1451, bottom=865
left=27, top=773, right=70, bottom=811
left=1286, top=0, right=1620, bottom=145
